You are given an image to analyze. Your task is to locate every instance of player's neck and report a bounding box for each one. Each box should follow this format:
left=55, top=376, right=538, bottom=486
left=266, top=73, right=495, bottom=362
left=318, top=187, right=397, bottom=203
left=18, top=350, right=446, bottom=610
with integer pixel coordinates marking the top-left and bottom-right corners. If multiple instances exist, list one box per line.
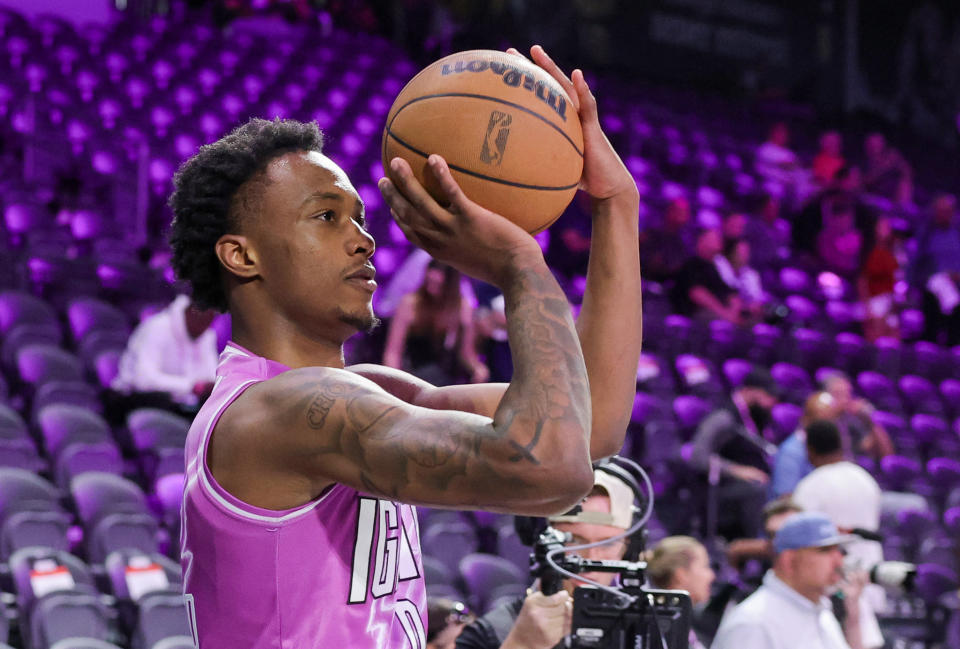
left=230, top=307, right=347, bottom=369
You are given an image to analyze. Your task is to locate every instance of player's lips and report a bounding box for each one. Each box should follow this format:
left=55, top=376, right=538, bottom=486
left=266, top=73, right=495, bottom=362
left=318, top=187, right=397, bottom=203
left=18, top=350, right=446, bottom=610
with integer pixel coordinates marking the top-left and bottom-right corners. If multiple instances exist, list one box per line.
left=345, top=264, right=377, bottom=291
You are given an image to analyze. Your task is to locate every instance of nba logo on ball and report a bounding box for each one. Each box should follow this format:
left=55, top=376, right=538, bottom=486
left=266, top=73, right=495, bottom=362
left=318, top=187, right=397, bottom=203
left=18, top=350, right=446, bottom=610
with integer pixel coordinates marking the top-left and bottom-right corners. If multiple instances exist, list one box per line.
left=480, top=111, right=512, bottom=166
left=382, top=50, right=584, bottom=233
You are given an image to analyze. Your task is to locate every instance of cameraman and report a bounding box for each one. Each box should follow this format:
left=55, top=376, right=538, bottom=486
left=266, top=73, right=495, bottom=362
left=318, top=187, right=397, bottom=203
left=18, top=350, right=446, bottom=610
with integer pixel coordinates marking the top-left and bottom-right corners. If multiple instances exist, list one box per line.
left=454, top=469, right=636, bottom=649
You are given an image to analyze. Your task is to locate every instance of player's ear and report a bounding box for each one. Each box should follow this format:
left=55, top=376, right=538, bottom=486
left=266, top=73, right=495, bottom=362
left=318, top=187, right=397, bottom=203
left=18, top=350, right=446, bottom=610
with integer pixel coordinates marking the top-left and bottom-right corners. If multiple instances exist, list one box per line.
left=216, top=233, right=260, bottom=279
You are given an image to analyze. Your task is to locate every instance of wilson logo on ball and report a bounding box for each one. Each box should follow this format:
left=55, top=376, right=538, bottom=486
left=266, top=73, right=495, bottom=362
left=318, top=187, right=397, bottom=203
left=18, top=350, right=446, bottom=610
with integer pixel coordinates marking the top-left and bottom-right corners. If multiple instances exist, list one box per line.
left=480, top=111, right=512, bottom=166
left=441, top=59, right=568, bottom=121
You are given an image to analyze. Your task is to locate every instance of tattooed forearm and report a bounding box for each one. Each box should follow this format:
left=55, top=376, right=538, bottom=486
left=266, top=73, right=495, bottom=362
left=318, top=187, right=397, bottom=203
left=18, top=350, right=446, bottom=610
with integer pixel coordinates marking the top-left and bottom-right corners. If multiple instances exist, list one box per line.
left=283, top=259, right=591, bottom=511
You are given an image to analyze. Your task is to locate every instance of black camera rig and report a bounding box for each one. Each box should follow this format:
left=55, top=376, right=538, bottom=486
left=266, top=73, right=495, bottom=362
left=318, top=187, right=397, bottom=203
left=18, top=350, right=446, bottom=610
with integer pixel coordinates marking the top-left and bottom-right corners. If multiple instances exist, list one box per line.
left=531, top=526, right=693, bottom=649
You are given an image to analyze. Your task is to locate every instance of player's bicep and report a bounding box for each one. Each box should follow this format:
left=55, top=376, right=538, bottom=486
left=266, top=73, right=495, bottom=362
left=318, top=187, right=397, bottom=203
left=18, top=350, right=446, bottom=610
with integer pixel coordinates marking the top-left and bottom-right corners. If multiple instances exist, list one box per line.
left=251, top=368, right=522, bottom=508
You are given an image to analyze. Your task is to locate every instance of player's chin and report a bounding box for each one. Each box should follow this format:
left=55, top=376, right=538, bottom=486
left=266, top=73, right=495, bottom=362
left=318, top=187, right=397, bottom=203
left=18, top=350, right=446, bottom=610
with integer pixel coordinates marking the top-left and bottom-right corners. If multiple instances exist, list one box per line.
left=340, top=307, right=381, bottom=334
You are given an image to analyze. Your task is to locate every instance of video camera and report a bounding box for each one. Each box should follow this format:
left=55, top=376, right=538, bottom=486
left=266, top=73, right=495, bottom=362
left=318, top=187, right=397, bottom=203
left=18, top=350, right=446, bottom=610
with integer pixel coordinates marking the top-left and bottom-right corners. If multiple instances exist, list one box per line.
left=531, top=526, right=692, bottom=648
left=522, top=457, right=693, bottom=648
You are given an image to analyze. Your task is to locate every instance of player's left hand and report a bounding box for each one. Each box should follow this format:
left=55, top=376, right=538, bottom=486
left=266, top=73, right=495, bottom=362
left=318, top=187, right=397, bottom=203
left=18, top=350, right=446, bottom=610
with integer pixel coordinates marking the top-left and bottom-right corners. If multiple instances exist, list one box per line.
left=508, top=45, right=637, bottom=203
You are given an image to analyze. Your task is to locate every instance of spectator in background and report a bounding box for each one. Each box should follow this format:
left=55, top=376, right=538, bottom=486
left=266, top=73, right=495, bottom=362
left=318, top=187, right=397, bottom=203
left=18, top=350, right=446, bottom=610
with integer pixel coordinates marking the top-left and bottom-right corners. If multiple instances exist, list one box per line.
left=689, top=367, right=779, bottom=539
left=914, top=194, right=960, bottom=345
left=646, top=536, right=717, bottom=649
left=770, top=391, right=842, bottom=499
left=754, top=122, right=812, bottom=206
left=812, top=131, right=846, bottom=186
left=721, top=212, right=747, bottom=243
left=862, top=133, right=913, bottom=205
left=111, top=293, right=218, bottom=411
left=726, top=497, right=804, bottom=579
left=383, top=259, right=489, bottom=385
left=792, top=420, right=885, bottom=649
left=455, top=467, right=637, bottom=649
left=712, top=512, right=868, bottom=649
left=817, top=197, right=863, bottom=280
left=671, top=228, right=746, bottom=324
left=821, top=372, right=895, bottom=461
left=715, top=238, right=766, bottom=320
left=746, top=194, right=790, bottom=270
left=859, top=217, right=901, bottom=341
left=427, top=598, right=475, bottom=649
left=638, top=196, right=693, bottom=283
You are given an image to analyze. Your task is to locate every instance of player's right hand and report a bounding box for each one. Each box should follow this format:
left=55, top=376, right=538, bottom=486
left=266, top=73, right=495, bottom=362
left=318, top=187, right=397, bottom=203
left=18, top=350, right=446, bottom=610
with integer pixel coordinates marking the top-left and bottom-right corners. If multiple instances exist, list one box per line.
left=378, top=155, right=544, bottom=289
left=501, top=590, right=572, bottom=649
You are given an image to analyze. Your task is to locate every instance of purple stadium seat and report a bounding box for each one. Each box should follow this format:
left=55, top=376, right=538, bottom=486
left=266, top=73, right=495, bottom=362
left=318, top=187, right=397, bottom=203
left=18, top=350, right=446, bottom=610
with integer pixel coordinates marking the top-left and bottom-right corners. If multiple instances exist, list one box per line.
left=944, top=507, right=960, bottom=538
left=36, top=404, right=111, bottom=463
left=913, top=563, right=959, bottom=604
left=154, top=472, right=183, bottom=532
left=770, top=362, right=813, bottom=404
left=16, top=344, right=84, bottom=393
left=789, top=328, right=833, bottom=373
left=748, top=323, right=782, bottom=366
left=674, top=354, right=724, bottom=400
left=722, top=358, right=753, bottom=390
left=673, top=394, right=713, bottom=434
left=771, top=402, right=803, bottom=443
left=0, top=507, right=70, bottom=561
left=31, top=380, right=103, bottom=423
left=0, top=323, right=62, bottom=371
left=874, top=336, right=903, bottom=378
left=9, top=546, right=98, bottom=616
left=834, top=332, right=871, bottom=375
left=898, top=375, right=944, bottom=416
left=631, top=393, right=672, bottom=426
left=939, top=379, right=960, bottom=419
left=70, top=472, right=151, bottom=529
left=92, top=350, right=120, bottom=390
left=856, top=371, right=904, bottom=415
left=910, top=414, right=949, bottom=446
left=54, top=441, right=123, bottom=491
left=126, top=408, right=189, bottom=455
left=784, top=295, right=821, bottom=327
left=635, top=352, right=675, bottom=397
left=29, top=590, right=113, bottom=649
left=458, top=552, right=526, bottom=612
left=0, top=290, right=59, bottom=337
left=422, top=521, right=480, bottom=576
left=66, top=297, right=130, bottom=345
left=777, top=266, right=812, bottom=296
left=87, top=510, right=160, bottom=564
left=927, top=458, right=960, bottom=494
left=894, top=508, right=937, bottom=544
left=879, top=455, right=922, bottom=491
left=133, top=591, right=195, bottom=649
left=910, top=341, right=952, bottom=382
left=0, top=405, right=44, bottom=472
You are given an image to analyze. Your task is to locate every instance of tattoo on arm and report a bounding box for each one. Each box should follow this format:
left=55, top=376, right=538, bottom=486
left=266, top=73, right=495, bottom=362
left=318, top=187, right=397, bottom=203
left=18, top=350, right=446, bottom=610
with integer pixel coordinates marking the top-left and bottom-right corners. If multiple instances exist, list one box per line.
left=295, top=265, right=589, bottom=504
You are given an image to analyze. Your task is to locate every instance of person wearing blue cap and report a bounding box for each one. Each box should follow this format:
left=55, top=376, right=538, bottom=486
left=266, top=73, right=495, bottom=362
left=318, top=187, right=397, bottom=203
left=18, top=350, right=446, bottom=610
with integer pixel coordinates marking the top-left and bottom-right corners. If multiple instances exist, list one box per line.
left=711, top=512, right=866, bottom=649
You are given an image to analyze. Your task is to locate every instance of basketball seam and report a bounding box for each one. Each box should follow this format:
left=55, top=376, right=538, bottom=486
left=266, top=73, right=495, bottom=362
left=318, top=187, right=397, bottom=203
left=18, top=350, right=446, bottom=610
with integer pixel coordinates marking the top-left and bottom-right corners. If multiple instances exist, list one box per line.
left=386, top=128, right=580, bottom=192
left=386, top=92, right=584, bottom=157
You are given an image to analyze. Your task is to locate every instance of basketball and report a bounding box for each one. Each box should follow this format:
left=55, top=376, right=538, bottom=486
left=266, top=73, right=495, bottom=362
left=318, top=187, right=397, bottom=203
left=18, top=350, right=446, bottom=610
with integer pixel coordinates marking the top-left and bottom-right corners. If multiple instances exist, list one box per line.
left=382, top=49, right=584, bottom=234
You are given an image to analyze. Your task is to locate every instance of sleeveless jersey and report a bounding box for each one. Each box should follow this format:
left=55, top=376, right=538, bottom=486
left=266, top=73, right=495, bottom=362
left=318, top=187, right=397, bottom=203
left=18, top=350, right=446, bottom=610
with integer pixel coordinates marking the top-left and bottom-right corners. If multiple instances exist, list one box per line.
left=181, top=343, right=426, bottom=648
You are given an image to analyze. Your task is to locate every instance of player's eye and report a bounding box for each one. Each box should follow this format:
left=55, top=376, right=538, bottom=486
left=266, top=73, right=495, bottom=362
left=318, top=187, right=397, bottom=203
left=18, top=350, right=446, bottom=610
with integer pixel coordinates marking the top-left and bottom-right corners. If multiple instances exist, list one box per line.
left=314, top=210, right=335, bottom=222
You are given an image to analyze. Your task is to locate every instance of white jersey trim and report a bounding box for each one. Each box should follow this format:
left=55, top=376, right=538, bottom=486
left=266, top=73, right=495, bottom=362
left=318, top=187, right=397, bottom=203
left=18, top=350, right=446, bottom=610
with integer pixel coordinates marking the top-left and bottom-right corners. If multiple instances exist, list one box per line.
left=195, top=375, right=336, bottom=524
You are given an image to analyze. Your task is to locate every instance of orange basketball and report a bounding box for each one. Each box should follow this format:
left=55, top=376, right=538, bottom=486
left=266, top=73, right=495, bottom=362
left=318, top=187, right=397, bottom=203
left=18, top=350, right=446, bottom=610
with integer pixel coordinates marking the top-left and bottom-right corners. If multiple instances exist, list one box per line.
left=382, top=50, right=584, bottom=234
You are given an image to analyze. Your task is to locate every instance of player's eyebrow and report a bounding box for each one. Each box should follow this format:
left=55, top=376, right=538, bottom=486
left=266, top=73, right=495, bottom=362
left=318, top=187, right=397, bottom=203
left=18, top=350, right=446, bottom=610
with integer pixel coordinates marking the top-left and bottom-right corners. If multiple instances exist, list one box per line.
left=300, top=191, right=346, bottom=207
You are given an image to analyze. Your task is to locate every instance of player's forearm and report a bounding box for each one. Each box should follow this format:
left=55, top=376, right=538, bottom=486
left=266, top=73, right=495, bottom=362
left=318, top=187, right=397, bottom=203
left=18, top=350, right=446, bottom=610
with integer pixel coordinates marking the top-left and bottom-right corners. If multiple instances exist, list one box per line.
left=577, top=191, right=641, bottom=458
left=494, top=257, right=593, bottom=500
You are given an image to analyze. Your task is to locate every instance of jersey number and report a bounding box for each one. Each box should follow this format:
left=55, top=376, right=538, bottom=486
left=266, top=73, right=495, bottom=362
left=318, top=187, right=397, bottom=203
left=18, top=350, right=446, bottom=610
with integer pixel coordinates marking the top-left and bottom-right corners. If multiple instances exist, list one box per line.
left=349, top=498, right=425, bottom=647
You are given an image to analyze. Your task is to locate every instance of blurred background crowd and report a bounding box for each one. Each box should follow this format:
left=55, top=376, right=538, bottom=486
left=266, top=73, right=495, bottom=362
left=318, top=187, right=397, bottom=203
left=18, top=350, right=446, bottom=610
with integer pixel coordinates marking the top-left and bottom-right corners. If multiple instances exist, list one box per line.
left=0, top=0, right=958, bottom=648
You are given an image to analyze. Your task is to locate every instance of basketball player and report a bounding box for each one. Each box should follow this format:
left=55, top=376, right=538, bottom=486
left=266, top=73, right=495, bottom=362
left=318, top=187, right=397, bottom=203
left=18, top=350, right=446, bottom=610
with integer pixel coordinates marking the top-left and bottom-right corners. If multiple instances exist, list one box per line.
left=169, top=46, right=641, bottom=647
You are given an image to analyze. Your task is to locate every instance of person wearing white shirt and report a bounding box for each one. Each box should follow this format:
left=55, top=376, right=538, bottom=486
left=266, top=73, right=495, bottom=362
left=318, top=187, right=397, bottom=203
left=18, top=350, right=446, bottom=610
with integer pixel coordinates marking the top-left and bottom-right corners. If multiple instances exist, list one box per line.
left=112, top=294, right=218, bottom=407
left=711, top=512, right=866, bottom=649
left=792, top=420, right=886, bottom=649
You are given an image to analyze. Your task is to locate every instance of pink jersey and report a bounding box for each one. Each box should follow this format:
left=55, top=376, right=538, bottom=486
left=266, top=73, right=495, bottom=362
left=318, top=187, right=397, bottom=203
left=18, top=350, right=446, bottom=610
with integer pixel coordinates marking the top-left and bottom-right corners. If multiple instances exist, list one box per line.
left=181, top=343, right=426, bottom=648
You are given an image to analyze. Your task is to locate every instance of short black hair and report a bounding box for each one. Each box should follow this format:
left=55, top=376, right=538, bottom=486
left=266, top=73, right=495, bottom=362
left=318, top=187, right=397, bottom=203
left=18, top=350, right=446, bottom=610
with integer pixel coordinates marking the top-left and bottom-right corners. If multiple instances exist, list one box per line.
left=806, top=418, right=842, bottom=456
left=168, top=118, right=325, bottom=311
